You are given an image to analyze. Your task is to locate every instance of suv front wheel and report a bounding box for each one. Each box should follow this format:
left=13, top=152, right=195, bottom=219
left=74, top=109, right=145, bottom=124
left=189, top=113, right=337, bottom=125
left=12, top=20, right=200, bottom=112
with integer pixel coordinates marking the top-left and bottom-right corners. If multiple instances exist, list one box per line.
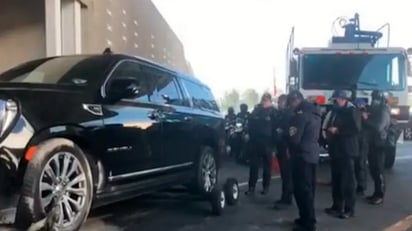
left=194, top=146, right=218, bottom=195
left=15, top=138, right=94, bottom=231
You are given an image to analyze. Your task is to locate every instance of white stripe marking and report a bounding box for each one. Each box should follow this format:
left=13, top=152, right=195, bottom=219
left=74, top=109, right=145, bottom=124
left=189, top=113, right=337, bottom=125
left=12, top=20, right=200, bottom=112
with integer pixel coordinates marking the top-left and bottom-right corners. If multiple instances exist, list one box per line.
left=238, top=176, right=281, bottom=187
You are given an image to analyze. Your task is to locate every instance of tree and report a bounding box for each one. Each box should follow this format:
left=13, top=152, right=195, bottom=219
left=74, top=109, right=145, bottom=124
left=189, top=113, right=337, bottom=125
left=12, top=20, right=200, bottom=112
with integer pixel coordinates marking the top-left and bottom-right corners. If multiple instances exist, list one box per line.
left=220, top=89, right=240, bottom=112
left=241, top=88, right=259, bottom=109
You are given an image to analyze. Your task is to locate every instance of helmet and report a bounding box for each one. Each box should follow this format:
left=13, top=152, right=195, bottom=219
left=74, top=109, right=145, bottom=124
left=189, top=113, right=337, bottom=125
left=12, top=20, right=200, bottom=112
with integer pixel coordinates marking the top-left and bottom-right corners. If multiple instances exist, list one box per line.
left=331, top=89, right=350, bottom=100
left=240, top=103, right=248, bottom=112
left=371, top=90, right=386, bottom=101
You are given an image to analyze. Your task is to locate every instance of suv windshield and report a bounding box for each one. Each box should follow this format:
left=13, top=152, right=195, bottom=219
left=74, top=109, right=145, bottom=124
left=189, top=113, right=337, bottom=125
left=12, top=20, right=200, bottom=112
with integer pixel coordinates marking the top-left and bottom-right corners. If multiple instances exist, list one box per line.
left=301, top=53, right=406, bottom=91
left=0, top=56, right=110, bottom=86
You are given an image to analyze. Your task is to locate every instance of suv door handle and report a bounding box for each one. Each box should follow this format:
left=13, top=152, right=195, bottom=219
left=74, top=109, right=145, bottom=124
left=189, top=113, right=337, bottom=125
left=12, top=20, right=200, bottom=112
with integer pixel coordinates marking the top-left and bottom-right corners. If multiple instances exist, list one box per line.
left=148, top=110, right=161, bottom=120
left=184, top=116, right=193, bottom=121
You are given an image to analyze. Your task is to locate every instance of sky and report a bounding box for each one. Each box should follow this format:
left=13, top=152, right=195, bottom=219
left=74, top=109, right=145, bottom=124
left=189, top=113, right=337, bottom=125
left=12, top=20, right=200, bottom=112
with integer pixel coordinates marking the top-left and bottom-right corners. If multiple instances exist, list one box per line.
left=152, top=0, right=412, bottom=98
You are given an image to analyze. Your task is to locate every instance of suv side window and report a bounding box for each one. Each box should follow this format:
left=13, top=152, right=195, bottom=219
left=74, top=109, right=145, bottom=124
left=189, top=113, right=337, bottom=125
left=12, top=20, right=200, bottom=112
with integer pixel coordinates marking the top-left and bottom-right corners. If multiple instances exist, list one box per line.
left=181, top=79, right=219, bottom=111
left=141, top=66, right=183, bottom=106
left=108, top=61, right=157, bottom=103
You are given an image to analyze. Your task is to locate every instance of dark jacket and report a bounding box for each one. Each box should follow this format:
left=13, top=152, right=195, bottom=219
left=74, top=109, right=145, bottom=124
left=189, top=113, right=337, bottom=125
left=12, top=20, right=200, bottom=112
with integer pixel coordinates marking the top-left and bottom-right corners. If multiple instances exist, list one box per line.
left=248, top=104, right=278, bottom=145
left=225, top=114, right=236, bottom=123
left=274, top=108, right=293, bottom=154
left=364, top=104, right=391, bottom=147
left=237, top=111, right=250, bottom=120
left=327, top=102, right=362, bottom=157
left=287, top=101, right=322, bottom=164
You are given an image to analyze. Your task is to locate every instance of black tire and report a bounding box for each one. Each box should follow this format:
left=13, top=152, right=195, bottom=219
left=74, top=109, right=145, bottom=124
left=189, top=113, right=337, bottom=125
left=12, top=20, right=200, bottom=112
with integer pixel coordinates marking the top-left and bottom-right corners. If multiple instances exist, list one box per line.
left=384, top=146, right=396, bottom=169
left=209, top=186, right=225, bottom=216
left=224, top=178, right=239, bottom=206
left=193, top=146, right=218, bottom=195
left=15, top=138, right=94, bottom=231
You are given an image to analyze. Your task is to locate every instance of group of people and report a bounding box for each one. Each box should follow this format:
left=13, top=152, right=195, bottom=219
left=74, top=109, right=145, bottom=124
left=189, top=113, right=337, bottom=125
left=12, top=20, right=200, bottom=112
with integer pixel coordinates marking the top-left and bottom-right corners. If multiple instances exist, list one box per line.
left=225, top=104, right=250, bottom=161
left=323, top=89, right=392, bottom=217
left=224, top=89, right=394, bottom=231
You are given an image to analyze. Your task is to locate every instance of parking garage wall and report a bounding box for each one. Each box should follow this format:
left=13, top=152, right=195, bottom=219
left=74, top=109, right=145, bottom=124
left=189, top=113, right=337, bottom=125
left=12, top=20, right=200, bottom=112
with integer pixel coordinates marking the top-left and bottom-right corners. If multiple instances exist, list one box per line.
left=0, top=0, right=193, bottom=75
left=81, top=0, right=193, bottom=74
left=0, top=0, right=46, bottom=72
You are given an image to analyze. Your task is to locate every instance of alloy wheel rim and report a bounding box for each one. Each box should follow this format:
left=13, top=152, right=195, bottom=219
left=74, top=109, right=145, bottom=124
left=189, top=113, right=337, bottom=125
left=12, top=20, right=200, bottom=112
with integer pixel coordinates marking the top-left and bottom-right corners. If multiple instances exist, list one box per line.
left=220, top=191, right=225, bottom=208
left=201, top=152, right=217, bottom=193
left=39, top=152, right=87, bottom=227
left=232, top=184, right=239, bottom=199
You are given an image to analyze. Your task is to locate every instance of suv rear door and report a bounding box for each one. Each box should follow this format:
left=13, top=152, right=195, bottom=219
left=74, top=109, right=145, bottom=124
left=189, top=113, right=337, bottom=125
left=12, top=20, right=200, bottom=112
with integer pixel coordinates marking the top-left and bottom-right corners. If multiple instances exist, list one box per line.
left=149, top=69, right=196, bottom=167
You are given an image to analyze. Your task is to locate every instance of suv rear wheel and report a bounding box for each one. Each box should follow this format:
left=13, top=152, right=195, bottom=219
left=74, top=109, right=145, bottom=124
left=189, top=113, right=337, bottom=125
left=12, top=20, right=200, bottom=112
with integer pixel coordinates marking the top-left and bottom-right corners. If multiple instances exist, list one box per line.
left=15, top=138, right=93, bottom=231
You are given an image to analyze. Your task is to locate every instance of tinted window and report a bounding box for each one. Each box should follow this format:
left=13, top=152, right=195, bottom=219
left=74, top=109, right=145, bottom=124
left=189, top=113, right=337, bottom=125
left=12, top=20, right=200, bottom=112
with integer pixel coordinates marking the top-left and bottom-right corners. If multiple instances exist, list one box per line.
left=0, top=56, right=110, bottom=86
left=181, top=79, right=219, bottom=111
left=154, top=74, right=183, bottom=106
left=109, top=61, right=157, bottom=103
left=301, top=53, right=406, bottom=91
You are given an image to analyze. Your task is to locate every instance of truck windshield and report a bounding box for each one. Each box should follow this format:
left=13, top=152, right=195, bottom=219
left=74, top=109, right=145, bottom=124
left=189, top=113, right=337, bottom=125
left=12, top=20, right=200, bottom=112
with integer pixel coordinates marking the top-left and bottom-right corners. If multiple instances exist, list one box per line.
left=301, top=53, right=406, bottom=91
left=0, top=56, right=111, bottom=86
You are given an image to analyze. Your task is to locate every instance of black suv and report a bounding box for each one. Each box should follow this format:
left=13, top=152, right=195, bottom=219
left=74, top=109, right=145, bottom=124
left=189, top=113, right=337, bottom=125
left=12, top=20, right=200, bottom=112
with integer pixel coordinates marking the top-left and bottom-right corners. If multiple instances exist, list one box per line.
left=0, top=54, right=225, bottom=230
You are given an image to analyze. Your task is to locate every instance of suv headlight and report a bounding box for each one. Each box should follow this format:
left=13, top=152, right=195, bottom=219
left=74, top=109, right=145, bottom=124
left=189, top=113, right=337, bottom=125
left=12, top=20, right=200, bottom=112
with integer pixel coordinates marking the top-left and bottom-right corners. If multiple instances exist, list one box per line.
left=0, top=99, right=18, bottom=137
left=235, top=123, right=242, bottom=128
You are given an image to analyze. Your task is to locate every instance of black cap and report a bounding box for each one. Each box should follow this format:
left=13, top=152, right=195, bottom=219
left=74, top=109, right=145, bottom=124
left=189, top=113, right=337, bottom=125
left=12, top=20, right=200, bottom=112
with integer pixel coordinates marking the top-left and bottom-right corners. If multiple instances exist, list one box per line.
left=278, top=94, right=288, bottom=102
left=286, top=90, right=304, bottom=104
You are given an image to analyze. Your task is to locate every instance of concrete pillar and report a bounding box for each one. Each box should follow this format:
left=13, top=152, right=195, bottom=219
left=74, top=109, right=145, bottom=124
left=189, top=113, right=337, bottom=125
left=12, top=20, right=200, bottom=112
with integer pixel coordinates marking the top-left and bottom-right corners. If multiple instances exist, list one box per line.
left=45, top=0, right=62, bottom=56
left=61, top=0, right=82, bottom=55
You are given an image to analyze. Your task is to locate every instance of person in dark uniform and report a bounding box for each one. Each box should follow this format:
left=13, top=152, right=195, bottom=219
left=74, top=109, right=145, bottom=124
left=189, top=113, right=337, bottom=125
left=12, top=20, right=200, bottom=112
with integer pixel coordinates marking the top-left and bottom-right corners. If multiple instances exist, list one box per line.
left=364, top=90, right=391, bottom=205
left=273, top=94, right=294, bottom=209
left=245, top=93, right=277, bottom=196
left=234, top=103, right=250, bottom=161
left=237, top=103, right=250, bottom=122
left=324, top=90, right=362, bottom=219
left=286, top=90, right=321, bottom=231
left=225, top=107, right=236, bottom=122
left=354, top=98, right=369, bottom=196
left=225, top=107, right=237, bottom=156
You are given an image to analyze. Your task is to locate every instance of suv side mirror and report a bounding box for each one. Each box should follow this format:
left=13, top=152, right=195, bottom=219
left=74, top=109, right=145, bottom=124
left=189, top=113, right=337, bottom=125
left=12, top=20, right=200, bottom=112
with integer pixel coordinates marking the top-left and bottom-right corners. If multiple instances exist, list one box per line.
left=107, top=77, right=140, bottom=101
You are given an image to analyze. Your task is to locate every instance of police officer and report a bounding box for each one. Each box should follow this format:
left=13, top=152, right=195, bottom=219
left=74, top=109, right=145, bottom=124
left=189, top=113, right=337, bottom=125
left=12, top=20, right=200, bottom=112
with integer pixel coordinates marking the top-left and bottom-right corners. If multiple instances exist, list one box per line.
left=364, top=90, right=391, bottom=205
left=324, top=90, right=362, bottom=219
left=354, top=98, right=369, bottom=196
left=286, top=90, right=321, bottom=231
left=234, top=103, right=251, bottom=163
left=245, top=93, right=277, bottom=196
left=225, top=107, right=236, bottom=122
left=273, top=94, right=294, bottom=209
left=237, top=103, right=250, bottom=122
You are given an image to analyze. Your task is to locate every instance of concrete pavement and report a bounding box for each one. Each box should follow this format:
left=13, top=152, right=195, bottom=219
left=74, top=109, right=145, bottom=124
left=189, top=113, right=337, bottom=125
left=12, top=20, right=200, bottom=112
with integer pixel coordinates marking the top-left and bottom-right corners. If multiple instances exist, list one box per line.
left=81, top=142, right=412, bottom=231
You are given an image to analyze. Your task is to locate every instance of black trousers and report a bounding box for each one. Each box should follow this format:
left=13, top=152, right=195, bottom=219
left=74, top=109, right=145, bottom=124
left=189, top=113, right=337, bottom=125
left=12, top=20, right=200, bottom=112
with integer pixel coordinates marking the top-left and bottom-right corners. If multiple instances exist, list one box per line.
left=368, top=145, right=386, bottom=198
left=355, top=137, right=368, bottom=192
left=230, top=135, right=241, bottom=158
left=292, top=157, right=317, bottom=229
left=277, top=145, right=293, bottom=202
left=248, top=142, right=272, bottom=190
left=330, top=155, right=356, bottom=212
